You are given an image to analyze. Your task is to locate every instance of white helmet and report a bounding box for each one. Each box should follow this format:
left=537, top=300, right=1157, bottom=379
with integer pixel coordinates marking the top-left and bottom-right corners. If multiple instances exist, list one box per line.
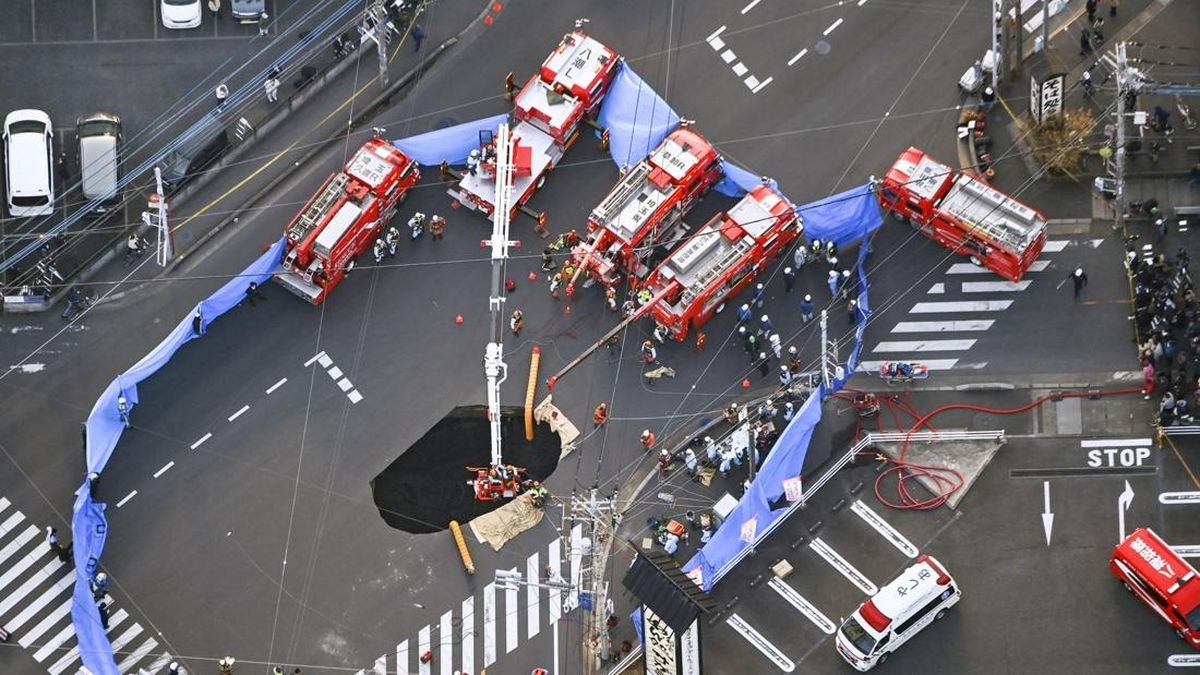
left=96, top=572, right=107, bottom=583
left=741, top=303, right=749, bottom=311
left=470, top=148, right=480, bottom=158
left=761, top=314, right=769, bottom=322
left=842, top=270, right=851, bottom=278
left=784, top=266, right=793, bottom=274
left=415, top=212, right=425, bottom=219
left=788, top=345, right=798, bottom=355
left=804, top=294, right=812, bottom=302
left=756, top=283, right=764, bottom=290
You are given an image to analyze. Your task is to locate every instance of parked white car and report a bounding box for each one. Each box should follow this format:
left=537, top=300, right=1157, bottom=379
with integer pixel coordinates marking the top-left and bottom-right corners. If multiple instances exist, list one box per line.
left=160, top=0, right=202, bottom=30
left=4, top=109, right=56, bottom=218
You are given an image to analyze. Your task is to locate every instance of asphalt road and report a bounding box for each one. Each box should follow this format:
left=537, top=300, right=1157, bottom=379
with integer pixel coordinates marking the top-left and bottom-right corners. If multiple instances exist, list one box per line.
left=0, top=0, right=1180, bottom=674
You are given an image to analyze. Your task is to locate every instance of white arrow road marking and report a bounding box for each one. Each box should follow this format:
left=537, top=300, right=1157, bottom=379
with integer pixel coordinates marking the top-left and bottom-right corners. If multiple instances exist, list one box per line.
left=1118, top=480, right=1135, bottom=542
left=767, top=577, right=836, bottom=634
left=1160, top=492, right=1200, bottom=504
left=1041, top=481, right=1054, bottom=546
left=811, top=538, right=877, bottom=594
left=726, top=613, right=795, bottom=672
left=851, top=500, right=918, bottom=557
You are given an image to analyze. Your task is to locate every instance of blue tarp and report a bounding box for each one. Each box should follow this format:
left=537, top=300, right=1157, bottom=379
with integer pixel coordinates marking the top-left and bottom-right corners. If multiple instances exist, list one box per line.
left=72, top=237, right=286, bottom=675
left=597, top=66, right=680, bottom=169
left=799, top=183, right=884, bottom=248
left=713, top=161, right=774, bottom=199
left=392, top=113, right=510, bottom=166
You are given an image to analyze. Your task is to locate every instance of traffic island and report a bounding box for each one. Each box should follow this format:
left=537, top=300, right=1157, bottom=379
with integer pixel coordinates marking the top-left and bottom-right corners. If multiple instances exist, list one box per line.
left=869, top=430, right=1007, bottom=509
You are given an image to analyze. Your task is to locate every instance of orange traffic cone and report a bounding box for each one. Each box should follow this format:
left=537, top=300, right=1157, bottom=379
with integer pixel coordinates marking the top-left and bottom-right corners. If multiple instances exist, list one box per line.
left=455, top=315, right=464, bottom=324
left=528, top=270, right=537, bottom=281
left=563, top=304, right=572, bottom=315
left=741, top=378, right=751, bottom=389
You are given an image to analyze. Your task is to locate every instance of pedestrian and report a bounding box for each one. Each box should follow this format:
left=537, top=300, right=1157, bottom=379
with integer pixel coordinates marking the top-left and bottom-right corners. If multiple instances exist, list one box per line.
left=1188, top=162, right=1200, bottom=190
left=429, top=214, right=446, bottom=240
left=788, top=345, right=801, bottom=372
left=46, top=526, right=72, bottom=563
left=593, top=403, right=608, bottom=427
left=1157, top=215, right=1169, bottom=242
left=839, top=270, right=852, bottom=302
left=694, top=331, right=707, bottom=353
left=215, top=83, right=229, bottom=111
left=782, top=267, right=795, bottom=293
left=779, top=365, right=793, bottom=387
left=1091, top=17, right=1105, bottom=46
left=736, top=303, right=752, bottom=324
left=170, top=662, right=183, bottom=675
left=57, top=151, right=70, bottom=184
left=1108, top=0, right=1118, bottom=17
left=827, top=269, right=840, bottom=297
left=824, top=240, right=838, bottom=265
left=264, top=77, right=280, bottom=103
left=207, top=0, right=221, bottom=19
left=799, top=294, right=815, bottom=322
left=541, top=248, right=557, bottom=272
left=116, top=394, right=131, bottom=428
left=411, top=24, right=425, bottom=52
left=741, top=327, right=758, bottom=359
left=258, top=12, right=269, bottom=36
left=757, top=352, right=770, bottom=377
left=1086, top=0, right=1098, bottom=21
left=91, top=571, right=109, bottom=600
left=192, top=308, right=204, bottom=336
left=1080, top=27, right=1093, bottom=56
left=218, top=657, right=235, bottom=675
left=784, top=401, right=795, bottom=422
left=385, top=225, right=400, bottom=256
left=652, top=324, right=667, bottom=344
left=758, top=314, right=773, bottom=337
left=372, top=238, right=386, bottom=264
left=718, top=446, right=735, bottom=478
left=245, top=281, right=263, bottom=307
left=847, top=298, right=859, bottom=325
left=752, top=283, right=766, bottom=309
left=1141, top=360, right=1155, bottom=400
left=510, top=309, right=524, bottom=335
left=684, top=448, right=698, bottom=477
left=96, top=598, right=111, bottom=629
left=640, top=429, right=656, bottom=452
left=605, top=333, right=620, bottom=357
left=981, top=86, right=996, bottom=113
left=1069, top=267, right=1088, bottom=299
left=622, top=299, right=636, bottom=317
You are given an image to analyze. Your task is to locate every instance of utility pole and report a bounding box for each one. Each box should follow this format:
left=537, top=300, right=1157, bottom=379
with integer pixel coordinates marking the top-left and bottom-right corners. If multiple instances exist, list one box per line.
left=362, top=2, right=391, bottom=88
left=144, top=167, right=171, bottom=267
left=1114, top=41, right=1128, bottom=233
left=819, top=310, right=831, bottom=389
left=560, top=487, right=618, bottom=673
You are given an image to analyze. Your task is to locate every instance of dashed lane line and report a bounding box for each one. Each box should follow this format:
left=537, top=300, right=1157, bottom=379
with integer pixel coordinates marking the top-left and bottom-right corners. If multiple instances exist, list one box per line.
left=823, top=18, right=843, bottom=36
left=152, top=461, right=175, bottom=479
left=741, top=0, right=762, bottom=14
left=116, top=491, right=137, bottom=508
left=227, top=404, right=250, bottom=422
left=265, top=377, right=288, bottom=394
left=190, top=432, right=212, bottom=450
left=787, top=48, right=807, bottom=66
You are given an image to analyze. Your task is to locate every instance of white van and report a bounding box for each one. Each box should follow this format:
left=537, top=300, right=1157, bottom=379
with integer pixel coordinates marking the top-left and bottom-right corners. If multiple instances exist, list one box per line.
left=4, top=109, right=55, bottom=217
left=76, top=113, right=123, bottom=214
left=835, top=554, right=961, bottom=671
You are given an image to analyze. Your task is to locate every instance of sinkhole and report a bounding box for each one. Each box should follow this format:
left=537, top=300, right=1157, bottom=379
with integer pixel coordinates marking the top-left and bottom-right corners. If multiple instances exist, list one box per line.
left=370, top=405, right=561, bottom=534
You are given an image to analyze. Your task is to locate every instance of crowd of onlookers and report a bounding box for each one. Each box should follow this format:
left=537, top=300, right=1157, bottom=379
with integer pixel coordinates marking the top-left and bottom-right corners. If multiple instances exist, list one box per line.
left=1129, top=237, right=1198, bottom=426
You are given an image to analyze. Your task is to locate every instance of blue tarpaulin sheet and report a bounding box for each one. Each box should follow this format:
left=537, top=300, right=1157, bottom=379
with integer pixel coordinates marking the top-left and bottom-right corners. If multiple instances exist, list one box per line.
left=714, top=161, right=772, bottom=198
left=392, top=113, right=510, bottom=167
left=72, top=237, right=286, bottom=675
left=799, top=183, right=883, bottom=248
left=597, top=66, right=680, bottom=168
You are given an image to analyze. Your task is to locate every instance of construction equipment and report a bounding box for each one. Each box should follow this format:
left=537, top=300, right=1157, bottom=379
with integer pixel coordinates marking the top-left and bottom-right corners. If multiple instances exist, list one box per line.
left=876, top=147, right=1046, bottom=282
left=566, top=124, right=723, bottom=294
left=444, top=26, right=621, bottom=224
left=640, top=182, right=802, bottom=341
left=274, top=136, right=419, bottom=303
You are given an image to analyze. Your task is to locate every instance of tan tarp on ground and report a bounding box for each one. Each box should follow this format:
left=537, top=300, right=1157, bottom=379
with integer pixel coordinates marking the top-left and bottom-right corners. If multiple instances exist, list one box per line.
left=535, top=395, right=580, bottom=459
left=469, top=495, right=545, bottom=551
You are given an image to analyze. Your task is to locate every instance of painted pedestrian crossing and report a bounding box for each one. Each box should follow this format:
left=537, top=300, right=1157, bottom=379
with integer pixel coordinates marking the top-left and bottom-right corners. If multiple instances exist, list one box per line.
left=357, top=524, right=582, bottom=675
left=864, top=239, right=1078, bottom=372
left=0, top=496, right=175, bottom=675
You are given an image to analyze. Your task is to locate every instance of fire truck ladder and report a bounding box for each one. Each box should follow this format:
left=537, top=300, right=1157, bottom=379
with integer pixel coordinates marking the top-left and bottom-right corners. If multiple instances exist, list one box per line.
left=679, top=238, right=753, bottom=308
left=283, top=173, right=350, bottom=273
left=592, top=162, right=651, bottom=225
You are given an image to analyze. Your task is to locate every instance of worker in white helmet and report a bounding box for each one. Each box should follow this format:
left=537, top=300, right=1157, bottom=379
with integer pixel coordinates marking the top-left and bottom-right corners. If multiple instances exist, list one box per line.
left=466, top=148, right=481, bottom=175
left=372, top=238, right=387, bottom=264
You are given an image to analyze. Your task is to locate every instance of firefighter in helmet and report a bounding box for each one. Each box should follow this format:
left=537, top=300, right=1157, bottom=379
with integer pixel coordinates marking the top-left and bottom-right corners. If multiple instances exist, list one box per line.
left=408, top=212, right=426, bottom=239
left=466, top=148, right=481, bottom=175
left=372, top=238, right=387, bottom=264
left=642, top=340, right=657, bottom=364
left=385, top=225, right=400, bottom=257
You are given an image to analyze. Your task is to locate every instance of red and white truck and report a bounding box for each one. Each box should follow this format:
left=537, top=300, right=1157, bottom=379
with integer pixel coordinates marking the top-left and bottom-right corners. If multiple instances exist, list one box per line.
left=274, top=137, right=419, bottom=304
left=567, top=125, right=723, bottom=292
left=446, top=29, right=621, bottom=221
left=640, top=183, right=801, bottom=340
left=876, top=147, right=1046, bottom=282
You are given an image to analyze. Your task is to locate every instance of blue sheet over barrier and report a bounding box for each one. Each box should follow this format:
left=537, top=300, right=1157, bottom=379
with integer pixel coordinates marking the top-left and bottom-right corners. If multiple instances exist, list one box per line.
left=73, top=237, right=286, bottom=675
left=597, top=66, right=680, bottom=168
left=392, top=113, right=510, bottom=166
left=713, top=161, right=773, bottom=199
left=800, top=182, right=883, bottom=248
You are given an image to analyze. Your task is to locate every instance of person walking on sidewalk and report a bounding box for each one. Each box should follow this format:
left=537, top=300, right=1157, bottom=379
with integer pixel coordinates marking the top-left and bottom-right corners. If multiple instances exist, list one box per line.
left=411, top=24, right=425, bottom=52
left=215, top=83, right=229, bottom=111
left=1068, top=267, right=1089, bottom=300
left=782, top=267, right=795, bottom=293
left=1086, top=0, right=1097, bottom=23
left=264, top=77, right=280, bottom=103
left=1108, top=0, right=1118, bottom=17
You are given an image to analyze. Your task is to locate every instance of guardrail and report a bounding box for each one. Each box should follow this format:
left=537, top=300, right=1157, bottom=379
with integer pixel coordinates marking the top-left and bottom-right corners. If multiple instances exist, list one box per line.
left=1159, top=425, right=1200, bottom=436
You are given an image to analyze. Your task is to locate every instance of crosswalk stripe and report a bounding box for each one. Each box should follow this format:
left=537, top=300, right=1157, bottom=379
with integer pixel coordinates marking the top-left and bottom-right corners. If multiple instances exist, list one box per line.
left=117, top=637, right=159, bottom=674
left=547, top=538, right=562, bottom=625
left=910, top=300, right=1012, bottom=313
left=526, top=551, right=540, bottom=639
left=0, top=510, right=24, bottom=537
left=891, top=320, right=993, bottom=333
left=873, top=339, right=976, bottom=353
left=0, top=497, right=10, bottom=515
left=947, top=259, right=1050, bottom=274
left=567, top=524, right=583, bottom=612
left=504, top=569, right=519, bottom=654
left=374, top=653, right=387, bottom=675
left=5, top=569, right=73, bottom=631
left=0, top=524, right=39, bottom=570
left=33, top=618, right=75, bottom=662
left=49, top=608, right=128, bottom=675
left=0, top=558, right=63, bottom=616
left=109, top=623, right=144, bottom=658
left=482, top=582, right=496, bottom=667
left=927, top=282, right=945, bottom=294
left=146, top=651, right=176, bottom=674
left=439, top=610, right=453, bottom=675
left=19, top=595, right=73, bottom=648
left=461, top=596, right=474, bottom=675
left=961, top=280, right=1031, bottom=293
left=859, top=359, right=960, bottom=372
left=1043, top=240, right=1069, bottom=252
left=396, top=640, right=408, bottom=675
left=418, top=624, right=431, bottom=675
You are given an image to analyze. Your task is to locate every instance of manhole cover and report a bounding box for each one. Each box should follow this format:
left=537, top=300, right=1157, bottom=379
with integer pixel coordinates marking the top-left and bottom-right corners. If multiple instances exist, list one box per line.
left=815, top=40, right=831, bottom=55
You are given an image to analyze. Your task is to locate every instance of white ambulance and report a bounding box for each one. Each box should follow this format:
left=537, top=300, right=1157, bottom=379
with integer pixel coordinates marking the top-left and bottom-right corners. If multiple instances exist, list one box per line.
left=835, top=554, right=961, bottom=671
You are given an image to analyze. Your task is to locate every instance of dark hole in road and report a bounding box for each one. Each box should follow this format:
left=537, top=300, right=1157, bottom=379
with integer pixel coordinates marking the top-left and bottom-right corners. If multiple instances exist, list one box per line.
left=370, top=405, right=561, bottom=534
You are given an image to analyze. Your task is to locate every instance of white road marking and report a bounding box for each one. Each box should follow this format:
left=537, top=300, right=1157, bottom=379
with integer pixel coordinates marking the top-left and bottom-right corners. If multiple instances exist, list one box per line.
left=373, top=654, right=386, bottom=675
left=873, top=339, right=976, bottom=352
left=752, top=76, right=774, bottom=93
left=948, top=259, right=1050, bottom=274
left=0, top=534, right=42, bottom=593
left=0, top=509, right=24, bottom=537
left=823, top=18, right=843, bottom=36
left=20, top=596, right=73, bottom=649
left=928, top=282, right=945, bottom=294
left=858, top=0, right=869, bottom=5
left=348, top=390, right=364, bottom=404
left=961, top=280, right=1032, bottom=293
left=505, top=568, right=519, bottom=653
left=337, top=378, right=353, bottom=392
left=265, top=377, right=287, bottom=394
left=1160, top=492, right=1200, bottom=505
left=787, top=48, right=808, bottom=66
left=328, top=366, right=343, bottom=380
left=811, top=538, right=878, bottom=594
left=1168, top=653, right=1200, bottom=666
left=767, top=577, right=836, bottom=634
left=0, top=525, right=37, bottom=573
left=109, top=623, right=144, bottom=656
left=1081, top=438, right=1151, bottom=447
left=116, top=491, right=138, bottom=508
left=117, top=637, right=159, bottom=674
left=145, top=652, right=175, bottom=674
left=707, top=25, right=727, bottom=42
left=304, top=351, right=328, bottom=367
left=858, top=359, right=972, bottom=372
left=396, top=640, right=408, bottom=675
left=721, top=49, right=737, bottom=64
left=732, top=62, right=749, bottom=76
left=1171, top=545, right=1200, bottom=558
left=227, top=405, right=249, bottom=422
left=910, top=300, right=1013, bottom=313
left=745, top=75, right=760, bottom=89
left=709, top=36, right=725, bottom=50
left=726, top=613, right=795, bottom=672
left=548, top=537, right=562, bottom=625
left=0, top=497, right=9, bottom=513
left=418, top=624, right=431, bottom=675
left=741, top=0, right=762, bottom=14
left=567, top=524, right=584, bottom=612
left=7, top=572, right=73, bottom=632
left=483, top=582, right=497, bottom=667
left=33, top=619, right=75, bottom=661
left=190, top=432, right=212, bottom=449
left=851, top=500, right=918, bottom=557
left=1043, top=239, right=1069, bottom=252
left=891, top=320, right=994, bottom=333
left=439, top=610, right=453, bottom=675
left=461, top=596, right=475, bottom=674
left=527, top=551, right=540, bottom=639
left=153, top=461, right=175, bottom=478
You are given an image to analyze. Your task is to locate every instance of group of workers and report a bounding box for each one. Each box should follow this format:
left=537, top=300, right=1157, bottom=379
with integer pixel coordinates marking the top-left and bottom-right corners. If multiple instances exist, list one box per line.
left=371, top=213, right=446, bottom=263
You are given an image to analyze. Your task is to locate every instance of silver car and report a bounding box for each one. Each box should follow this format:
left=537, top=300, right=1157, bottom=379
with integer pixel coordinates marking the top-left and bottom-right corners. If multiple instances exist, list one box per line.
left=231, top=0, right=266, bottom=23
left=76, top=113, right=123, bottom=214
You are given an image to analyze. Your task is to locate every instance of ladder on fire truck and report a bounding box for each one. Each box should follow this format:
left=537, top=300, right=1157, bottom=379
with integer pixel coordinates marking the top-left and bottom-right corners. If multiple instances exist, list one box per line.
left=592, top=162, right=651, bottom=225
left=282, top=173, right=349, bottom=268
left=679, top=237, right=753, bottom=307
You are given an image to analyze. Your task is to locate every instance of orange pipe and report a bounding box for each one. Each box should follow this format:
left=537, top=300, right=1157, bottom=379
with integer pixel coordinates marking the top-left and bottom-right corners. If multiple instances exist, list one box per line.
left=449, top=520, right=475, bottom=575
left=526, top=346, right=541, bottom=441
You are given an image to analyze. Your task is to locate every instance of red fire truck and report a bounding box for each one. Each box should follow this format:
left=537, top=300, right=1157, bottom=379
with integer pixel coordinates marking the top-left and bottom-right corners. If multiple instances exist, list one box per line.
left=567, top=125, right=723, bottom=292
left=1111, top=527, right=1200, bottom=649
left=640, top=184, right=801, bottom=340
left=877, top=147, right=1047, bottom=282
left=446, top=30, right=621, bottom=221
left=274, top=137, right=419, bottom=304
